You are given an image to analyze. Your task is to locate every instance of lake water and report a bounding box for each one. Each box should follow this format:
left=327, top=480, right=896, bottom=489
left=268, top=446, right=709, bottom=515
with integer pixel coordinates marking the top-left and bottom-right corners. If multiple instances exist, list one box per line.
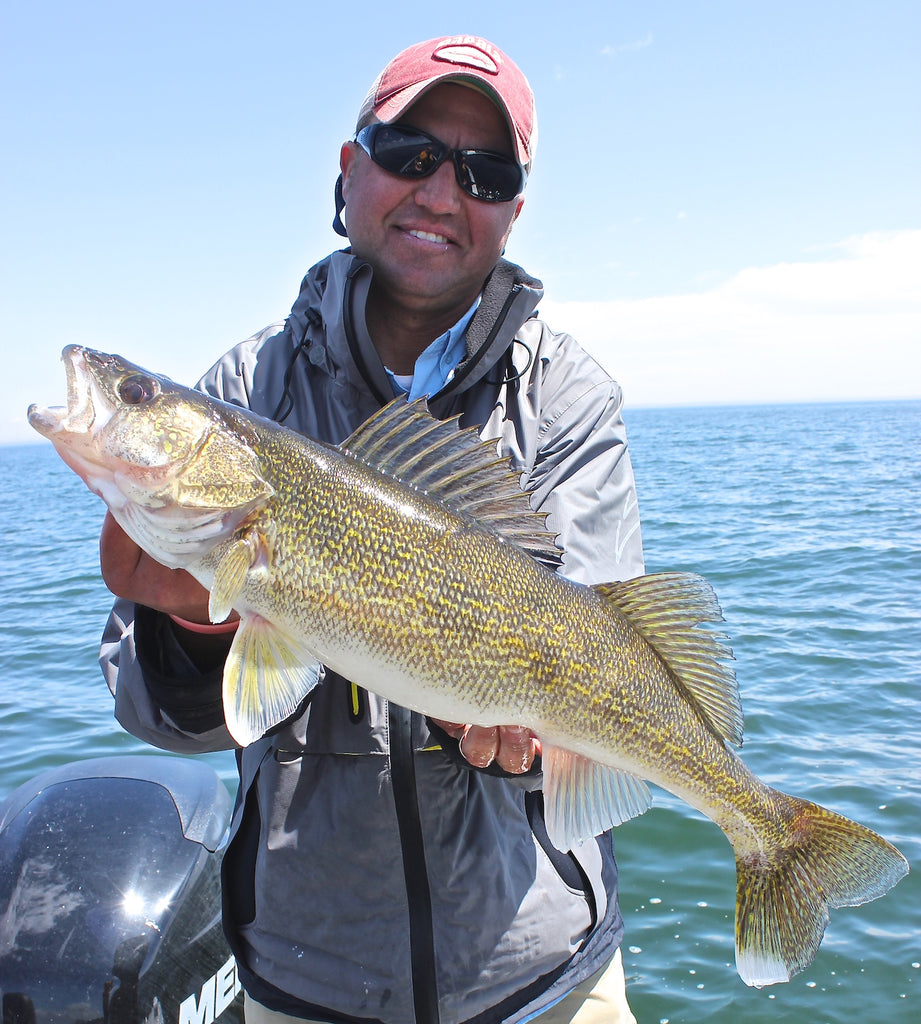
left=1, top=399, right=918, bottom=1023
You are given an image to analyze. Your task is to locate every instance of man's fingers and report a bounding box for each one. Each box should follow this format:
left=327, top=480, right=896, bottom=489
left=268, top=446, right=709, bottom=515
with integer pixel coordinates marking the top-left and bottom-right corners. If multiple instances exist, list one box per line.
left=430, top=719, right=465, bottom=740
left=495, top=725, right=538, bottom=774
left=99, top=511, right=213, bottom=621
left=459, top=725, right=500, bottom=769
left=429, top=720, right=539, bottom=773
left=99, top=512, right=143, bottom=592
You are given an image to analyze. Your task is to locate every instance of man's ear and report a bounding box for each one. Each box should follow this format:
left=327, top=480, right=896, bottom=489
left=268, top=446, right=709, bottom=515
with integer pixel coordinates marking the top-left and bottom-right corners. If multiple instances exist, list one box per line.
left=333, top=143, right=359, bottom=238
left=339, top=141, right=358, bottom=199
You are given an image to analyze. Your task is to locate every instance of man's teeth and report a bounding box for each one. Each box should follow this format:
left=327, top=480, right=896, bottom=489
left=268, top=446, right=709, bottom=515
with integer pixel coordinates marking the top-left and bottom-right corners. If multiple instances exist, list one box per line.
left=409, top=229, right=449, bottom=244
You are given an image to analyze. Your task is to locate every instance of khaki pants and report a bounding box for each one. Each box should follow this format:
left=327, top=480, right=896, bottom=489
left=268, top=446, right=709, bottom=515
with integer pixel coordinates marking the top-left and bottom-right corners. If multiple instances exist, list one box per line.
left=244, top=948, right=636, bottom=1024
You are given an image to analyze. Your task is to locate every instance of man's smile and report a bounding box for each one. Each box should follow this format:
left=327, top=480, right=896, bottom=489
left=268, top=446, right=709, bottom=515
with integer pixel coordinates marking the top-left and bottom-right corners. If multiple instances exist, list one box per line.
left=404, top=227, right=453, bottom=246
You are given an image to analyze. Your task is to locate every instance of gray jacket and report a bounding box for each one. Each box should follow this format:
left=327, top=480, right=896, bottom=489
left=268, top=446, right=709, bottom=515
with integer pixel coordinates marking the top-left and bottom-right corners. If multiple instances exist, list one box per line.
left=100, top=251, right=645, bottom=1024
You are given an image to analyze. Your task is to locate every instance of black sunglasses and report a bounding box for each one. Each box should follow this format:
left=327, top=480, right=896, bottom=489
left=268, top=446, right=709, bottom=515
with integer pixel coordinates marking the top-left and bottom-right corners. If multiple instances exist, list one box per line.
left=354, top=123, right=526, bottom=204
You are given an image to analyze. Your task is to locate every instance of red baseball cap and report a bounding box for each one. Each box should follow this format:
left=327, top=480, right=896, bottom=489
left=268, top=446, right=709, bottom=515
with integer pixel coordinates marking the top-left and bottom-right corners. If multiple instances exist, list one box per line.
left=356, top=35, right=537, bottom=170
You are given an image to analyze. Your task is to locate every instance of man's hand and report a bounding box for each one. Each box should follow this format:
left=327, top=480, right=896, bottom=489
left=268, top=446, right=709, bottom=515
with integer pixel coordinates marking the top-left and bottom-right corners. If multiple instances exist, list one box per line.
left=431, top=720, right=540, bottom=774
left=100, top=512, right=219, bottom=624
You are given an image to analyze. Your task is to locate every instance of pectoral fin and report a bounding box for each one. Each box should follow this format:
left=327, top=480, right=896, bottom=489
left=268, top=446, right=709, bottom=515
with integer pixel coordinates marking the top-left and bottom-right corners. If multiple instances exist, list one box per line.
left=541, top=744, right=652, bottom=852
left=222, top=614, right=323, bottom=746
left=209, top=525, right=275, bottom=623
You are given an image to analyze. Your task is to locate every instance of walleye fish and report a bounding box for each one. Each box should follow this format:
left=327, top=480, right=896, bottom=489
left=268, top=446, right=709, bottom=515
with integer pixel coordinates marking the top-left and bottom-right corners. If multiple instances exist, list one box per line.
left=29, top=345, right=907, bottom=988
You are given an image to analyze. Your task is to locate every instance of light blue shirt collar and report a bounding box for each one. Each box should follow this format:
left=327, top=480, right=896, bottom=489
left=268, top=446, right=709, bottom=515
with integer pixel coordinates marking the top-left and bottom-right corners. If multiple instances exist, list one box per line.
left=385, top=299, right=479, bottom=402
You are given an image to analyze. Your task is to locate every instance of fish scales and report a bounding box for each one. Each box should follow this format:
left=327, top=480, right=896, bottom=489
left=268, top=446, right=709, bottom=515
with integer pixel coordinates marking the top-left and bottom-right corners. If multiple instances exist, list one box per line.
left=251, top=430, right=678, bottom=754
left=28, top=346, right=908, bottom=991
left=258, top=435, right=596, bottom=722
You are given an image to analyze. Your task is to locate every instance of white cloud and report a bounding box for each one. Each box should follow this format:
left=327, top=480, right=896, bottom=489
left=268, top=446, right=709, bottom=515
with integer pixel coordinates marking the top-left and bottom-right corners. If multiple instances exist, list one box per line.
left=539, top=230, right=921, bottom=407
left=601, top=34, right=654, bottom=56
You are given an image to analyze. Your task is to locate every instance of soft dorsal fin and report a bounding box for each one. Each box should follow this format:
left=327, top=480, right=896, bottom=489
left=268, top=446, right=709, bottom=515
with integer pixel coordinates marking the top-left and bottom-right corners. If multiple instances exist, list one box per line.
left=340, top=398, right=562, bottom=565
left=596, top=572, right=742, bottom=746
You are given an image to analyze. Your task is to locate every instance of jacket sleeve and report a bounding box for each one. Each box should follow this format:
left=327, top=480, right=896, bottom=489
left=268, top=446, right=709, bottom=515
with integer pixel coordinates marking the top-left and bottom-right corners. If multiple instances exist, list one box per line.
left=524, top=327, right=645, bottom=587
left=100, top=598, right=236, bottom=752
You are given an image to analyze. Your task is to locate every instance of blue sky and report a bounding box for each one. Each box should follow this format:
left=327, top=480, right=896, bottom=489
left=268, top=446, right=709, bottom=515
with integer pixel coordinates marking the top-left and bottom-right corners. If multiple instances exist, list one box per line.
left=3, top=1, right=919, bottom=444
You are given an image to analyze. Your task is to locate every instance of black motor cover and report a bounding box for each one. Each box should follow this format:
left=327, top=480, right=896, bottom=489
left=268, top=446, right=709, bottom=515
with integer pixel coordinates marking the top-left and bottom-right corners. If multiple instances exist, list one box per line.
left=0, top=756, right=242, bottom=1024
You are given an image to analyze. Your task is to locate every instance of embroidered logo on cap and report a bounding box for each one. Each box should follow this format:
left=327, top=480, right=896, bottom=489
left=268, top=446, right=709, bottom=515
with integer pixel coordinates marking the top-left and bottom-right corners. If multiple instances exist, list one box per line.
left=432, top=37, right=501, bottom=75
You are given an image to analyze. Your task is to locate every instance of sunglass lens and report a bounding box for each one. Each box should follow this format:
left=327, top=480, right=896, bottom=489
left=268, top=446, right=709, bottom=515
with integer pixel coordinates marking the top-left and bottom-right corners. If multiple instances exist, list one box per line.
left=460, top=155, right=523, bottom=202
left=372, top=126, right=444, bottom=177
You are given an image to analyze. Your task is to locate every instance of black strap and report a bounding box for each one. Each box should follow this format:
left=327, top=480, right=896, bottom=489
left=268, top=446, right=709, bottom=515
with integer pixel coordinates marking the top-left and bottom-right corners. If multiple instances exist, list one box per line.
left=343, top=265, right=391, bottom=407
left=332, top=174, right=349, bottom=237
left=389, top=704, right=441, bottom=1023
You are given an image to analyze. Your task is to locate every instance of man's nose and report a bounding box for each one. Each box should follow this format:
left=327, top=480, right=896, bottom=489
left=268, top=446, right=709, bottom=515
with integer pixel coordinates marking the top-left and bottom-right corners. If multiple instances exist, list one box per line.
left=412, top=159, right=462, bottom=214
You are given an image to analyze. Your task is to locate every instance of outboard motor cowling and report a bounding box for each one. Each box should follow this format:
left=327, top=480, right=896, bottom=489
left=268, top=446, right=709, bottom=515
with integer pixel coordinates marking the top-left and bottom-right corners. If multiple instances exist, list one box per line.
left=0, top=755, right=242, bottom=1024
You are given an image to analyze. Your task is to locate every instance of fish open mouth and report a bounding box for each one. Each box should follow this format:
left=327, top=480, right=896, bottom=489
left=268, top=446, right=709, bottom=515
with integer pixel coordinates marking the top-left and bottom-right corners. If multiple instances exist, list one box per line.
left=28, top=346, right=99, bottom=438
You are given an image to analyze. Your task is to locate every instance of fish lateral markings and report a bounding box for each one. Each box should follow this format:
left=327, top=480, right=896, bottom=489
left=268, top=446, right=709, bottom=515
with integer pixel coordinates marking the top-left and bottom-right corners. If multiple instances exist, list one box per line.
left=28, top=345, right=908, bottom=988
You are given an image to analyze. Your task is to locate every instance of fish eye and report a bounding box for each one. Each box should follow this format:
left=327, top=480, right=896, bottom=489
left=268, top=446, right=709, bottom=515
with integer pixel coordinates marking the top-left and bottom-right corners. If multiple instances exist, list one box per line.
left=118, top=374, right=159, bottom=405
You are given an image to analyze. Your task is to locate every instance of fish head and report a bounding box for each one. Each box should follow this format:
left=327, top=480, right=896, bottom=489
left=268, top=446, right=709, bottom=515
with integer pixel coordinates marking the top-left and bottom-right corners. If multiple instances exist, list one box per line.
left=28, top=345, right=273, bottom=567
left=30, top=346, right=211, bottom=484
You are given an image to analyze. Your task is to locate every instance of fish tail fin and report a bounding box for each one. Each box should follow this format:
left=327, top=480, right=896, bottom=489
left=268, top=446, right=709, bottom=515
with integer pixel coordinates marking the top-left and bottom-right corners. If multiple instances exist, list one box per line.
left=733, top=792, right=908, bottom=987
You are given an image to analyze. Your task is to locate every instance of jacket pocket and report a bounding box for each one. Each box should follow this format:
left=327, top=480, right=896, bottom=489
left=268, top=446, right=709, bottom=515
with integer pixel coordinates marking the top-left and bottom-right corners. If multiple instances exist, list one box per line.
left=221, top=742, right=273, bottom=930
left=525, top=790, right=598, bottom=931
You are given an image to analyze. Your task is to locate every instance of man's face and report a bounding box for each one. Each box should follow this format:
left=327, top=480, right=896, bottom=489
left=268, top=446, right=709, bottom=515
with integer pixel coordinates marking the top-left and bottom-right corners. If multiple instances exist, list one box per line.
left=340, top=82, right=524, bottom=324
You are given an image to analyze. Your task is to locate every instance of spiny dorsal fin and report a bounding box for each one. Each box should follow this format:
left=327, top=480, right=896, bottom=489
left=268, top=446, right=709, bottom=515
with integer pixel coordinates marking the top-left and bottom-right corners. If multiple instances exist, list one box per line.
left=340, top=398, right=562, bottom=565
left=596, top=572, right=742, bottom=746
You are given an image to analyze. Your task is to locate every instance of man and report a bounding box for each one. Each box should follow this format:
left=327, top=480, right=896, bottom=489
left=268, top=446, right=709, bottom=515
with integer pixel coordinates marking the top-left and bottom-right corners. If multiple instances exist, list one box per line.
left=100, top=36, right=643, bottom=1024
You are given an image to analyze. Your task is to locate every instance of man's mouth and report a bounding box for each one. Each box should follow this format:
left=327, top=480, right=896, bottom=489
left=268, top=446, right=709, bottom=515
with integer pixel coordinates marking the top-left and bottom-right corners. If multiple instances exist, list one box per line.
left=407, top=228, right=451, bottom=245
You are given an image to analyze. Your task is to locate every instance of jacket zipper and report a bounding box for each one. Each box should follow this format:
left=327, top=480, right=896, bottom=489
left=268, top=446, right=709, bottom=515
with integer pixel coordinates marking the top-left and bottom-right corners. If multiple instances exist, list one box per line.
left=388, top=703, right=441, bottom=1023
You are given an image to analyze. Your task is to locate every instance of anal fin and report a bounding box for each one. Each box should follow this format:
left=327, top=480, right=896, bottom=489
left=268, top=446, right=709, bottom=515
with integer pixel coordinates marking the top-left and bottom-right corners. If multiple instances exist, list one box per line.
left=542, top=744, right=652, bottom=852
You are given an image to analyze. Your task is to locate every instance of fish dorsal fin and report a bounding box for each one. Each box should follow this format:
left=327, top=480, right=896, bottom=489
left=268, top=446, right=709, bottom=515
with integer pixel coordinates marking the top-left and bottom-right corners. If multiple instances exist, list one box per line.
left=596, top=572, right=742, bottom=746
left=341, top=398, right=562, bottom=565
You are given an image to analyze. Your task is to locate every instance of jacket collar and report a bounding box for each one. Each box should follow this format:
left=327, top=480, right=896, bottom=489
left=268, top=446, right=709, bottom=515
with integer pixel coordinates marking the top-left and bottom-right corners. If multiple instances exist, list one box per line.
left=286, top=250, right=544, bottom=408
